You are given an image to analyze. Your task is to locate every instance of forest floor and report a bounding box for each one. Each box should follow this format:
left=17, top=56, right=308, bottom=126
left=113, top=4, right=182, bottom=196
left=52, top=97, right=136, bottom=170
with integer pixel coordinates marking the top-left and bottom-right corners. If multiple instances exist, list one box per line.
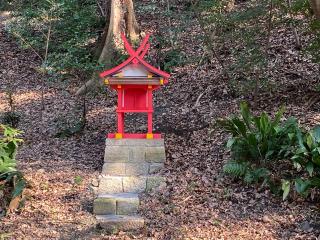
left=1, top=2, right=320, bottom=239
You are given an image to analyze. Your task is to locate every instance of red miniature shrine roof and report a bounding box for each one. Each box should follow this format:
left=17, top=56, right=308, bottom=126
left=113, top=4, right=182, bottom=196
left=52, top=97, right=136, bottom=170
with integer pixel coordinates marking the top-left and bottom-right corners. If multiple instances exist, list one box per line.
left=99, top=33, right=170, bottom=79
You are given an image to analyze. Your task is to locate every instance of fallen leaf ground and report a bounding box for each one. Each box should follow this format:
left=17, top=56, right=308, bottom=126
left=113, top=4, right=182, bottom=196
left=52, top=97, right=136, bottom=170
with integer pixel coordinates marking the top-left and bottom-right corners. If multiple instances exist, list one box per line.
left=1, top=2, right=320, bottom=239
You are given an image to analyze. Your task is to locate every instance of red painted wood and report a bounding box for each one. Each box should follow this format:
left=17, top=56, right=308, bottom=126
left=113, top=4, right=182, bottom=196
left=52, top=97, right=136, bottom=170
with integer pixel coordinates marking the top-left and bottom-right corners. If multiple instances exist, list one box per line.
left=116, top=109, right=153, bottom=113
left=100, top=33, right=170, bottom=139
left=140, top=43, right=150, bottom=58
left=147, top=88, right=153, bottom=134
left=108, top=133, right=162, bottom=139
left=123, top=88, right=147, bottom=110
left=121, top=33, right=150, bottom=58
left=99, top=34, right=170, bottom=79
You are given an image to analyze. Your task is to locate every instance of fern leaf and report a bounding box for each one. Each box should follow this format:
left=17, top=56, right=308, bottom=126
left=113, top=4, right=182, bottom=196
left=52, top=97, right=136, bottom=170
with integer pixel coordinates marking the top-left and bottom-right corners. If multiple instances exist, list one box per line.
left=223, top=161, right=249, bottom=177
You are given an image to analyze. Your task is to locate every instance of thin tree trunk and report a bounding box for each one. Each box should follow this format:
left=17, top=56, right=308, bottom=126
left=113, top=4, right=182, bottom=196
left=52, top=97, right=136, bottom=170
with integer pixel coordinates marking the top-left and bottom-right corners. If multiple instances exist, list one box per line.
left=76, top=0, right=140, bottom=96
left=310, top=0, right=320, bottom=20
left=288, top=0, right=301, bottom=49
left=225, top=0, right=235, bottom=12
left=125, top=0, right=140, bottom=42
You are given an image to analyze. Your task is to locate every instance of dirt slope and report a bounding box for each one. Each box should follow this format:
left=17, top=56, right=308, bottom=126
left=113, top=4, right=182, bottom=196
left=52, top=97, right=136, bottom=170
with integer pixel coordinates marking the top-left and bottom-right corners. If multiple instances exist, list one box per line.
left=1, top=2, right=320, bottom=239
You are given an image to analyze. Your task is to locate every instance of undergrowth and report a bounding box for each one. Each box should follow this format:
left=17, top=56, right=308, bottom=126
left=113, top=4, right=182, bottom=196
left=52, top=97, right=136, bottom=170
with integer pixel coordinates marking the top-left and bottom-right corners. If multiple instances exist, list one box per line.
left=216, top=102, right=320, bottom=200
left=0, top=125, right=26, bottom=216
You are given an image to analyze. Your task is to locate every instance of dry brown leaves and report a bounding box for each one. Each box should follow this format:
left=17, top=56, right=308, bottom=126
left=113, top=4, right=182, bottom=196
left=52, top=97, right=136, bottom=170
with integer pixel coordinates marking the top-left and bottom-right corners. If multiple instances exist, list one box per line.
left=1, top=1, right=320, bottom=239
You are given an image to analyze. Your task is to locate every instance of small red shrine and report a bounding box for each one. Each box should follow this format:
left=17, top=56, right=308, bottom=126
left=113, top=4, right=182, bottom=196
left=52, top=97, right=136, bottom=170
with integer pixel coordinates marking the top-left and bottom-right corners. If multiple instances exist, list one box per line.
left=100, top=33, right=170, bottom=139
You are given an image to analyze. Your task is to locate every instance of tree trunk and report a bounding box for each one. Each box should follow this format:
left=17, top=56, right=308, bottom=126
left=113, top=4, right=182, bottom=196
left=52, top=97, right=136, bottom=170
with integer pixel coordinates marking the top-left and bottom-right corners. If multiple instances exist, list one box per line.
left=225, top=0, right=235, bottom=12
left=76, top=0, right=140, bottom=96
left=310, top=0, right=320, bottom=20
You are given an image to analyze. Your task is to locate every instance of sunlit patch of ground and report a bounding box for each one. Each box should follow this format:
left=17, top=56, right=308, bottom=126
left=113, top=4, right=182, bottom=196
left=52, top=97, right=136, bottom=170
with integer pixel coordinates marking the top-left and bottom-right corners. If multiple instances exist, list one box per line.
left=1, top=2, right=320, bottom=239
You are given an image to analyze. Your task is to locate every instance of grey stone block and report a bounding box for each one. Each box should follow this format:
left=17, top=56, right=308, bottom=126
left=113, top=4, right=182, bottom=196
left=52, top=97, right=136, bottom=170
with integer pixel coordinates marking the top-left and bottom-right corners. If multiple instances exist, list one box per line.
left=123, top=177, right=146, bottom=193
left=130, top=147, right=146, bottom=162
left=99, top=176, right=123, bottom=194
left=116, top=193, right=139, bottom=215
left=146, top=176, right=166, bottom=192
left=125, top=163, right=149, bottom=175
left=104, top=146, right=130, bottom=162
left=145, top=147, right=166, bottom=163
left=97, top=215, right=144, bottom=232
left=149, top=163, right=164, bottom=174
left=106, top=139, right=164, bottom=147
left=102, top=163, right=126, bottom=175
left=95, top=193, right=139, bottom=215
left=93, top=197, right=116, bottom=215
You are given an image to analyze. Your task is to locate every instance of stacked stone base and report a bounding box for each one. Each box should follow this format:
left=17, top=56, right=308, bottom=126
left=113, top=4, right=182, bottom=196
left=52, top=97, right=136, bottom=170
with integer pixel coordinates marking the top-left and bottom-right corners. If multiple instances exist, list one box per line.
left=94, top=139, right=166, bottom=232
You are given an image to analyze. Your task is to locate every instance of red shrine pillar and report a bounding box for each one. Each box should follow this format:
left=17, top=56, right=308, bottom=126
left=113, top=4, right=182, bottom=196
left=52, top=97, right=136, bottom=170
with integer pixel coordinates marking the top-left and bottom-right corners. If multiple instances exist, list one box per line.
left=147, top=85, right=153, bottom=139
left=117, top=85, right=124, bottom=139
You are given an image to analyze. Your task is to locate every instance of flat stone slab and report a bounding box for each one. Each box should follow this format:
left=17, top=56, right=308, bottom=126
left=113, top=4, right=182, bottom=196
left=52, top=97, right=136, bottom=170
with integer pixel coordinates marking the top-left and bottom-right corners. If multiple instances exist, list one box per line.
left=102, top=162, right=126, bottom=175
left=97, top=215, right=144, bottom=232
left=106, top=139, right=164, bottom=147
left=94, top=196, right=116, bottom=215
left=104, top=145, right=166, bottom=164
left=149, top=163, right=164, bottom=174
left=98, top=176, right=123, bottom=194
left=94, top=193, right=139, bottom=215
left=123, top=176, right=146, bottom=193
left=145, top=147, right=166, bottom=163
left=98, top=175, right=166, bottom=194
left=102, top=162, right=150, bottom=176
left=96, top=138, right=166, bottom=230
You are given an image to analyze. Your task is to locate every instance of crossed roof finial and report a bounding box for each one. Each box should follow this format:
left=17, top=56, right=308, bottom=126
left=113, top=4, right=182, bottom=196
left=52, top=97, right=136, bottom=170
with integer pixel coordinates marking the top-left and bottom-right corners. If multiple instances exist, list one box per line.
left=100, top=33, right=170, bottom=79
left=121, top=33, right=150, bottom=59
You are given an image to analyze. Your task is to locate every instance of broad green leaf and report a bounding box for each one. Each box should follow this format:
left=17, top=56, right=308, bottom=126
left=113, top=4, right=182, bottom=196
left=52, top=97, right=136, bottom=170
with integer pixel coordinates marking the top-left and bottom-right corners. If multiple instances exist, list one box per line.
left=232, top=118, right=247, bottom=137
left=253, top=116, right=261, bottom=131
left=226, top=138, right=236, bottom=148
left=295, top=178, right=310, bottom=195
left=260, top=113, right=270, bottom=135
left=306, top=162, right=314, bottom=176
left=240, top=102, right=252, bottom=130
left=293, top=161, right=302, bottom=171
left=296, top=129, right=306, bottom=149
left=310, top=177, right=320, bottom=187
left=12, top=177, right=26, bottom=198
left=288, top=133, right=295, bottom=141
left=281, top=180, right=290, bottom=200
left=265, top=150, right=274, bottom=159
left=311, top=126, right=320, bottom=142
left=272, top=106, right=285, bottom=128
left=306, top=134, right=314, bottom=149
left=311, top=154, right=320, bottom=166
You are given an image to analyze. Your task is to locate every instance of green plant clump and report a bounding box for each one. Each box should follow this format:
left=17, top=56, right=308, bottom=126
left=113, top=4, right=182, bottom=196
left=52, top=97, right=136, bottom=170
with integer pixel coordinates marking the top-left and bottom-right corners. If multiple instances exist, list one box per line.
left=285, top=126, right=320, bottom=197
left=216, top=102, right=320, bottom=200
left=6, top=0, right=104, bottom=78
left=217, top=102, right=298, bottom=164
left=0, top=124, right=26, bottom=215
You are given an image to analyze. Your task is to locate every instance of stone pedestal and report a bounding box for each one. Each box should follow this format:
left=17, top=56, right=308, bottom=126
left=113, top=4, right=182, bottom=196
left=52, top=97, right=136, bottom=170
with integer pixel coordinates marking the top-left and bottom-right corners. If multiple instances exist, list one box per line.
left=94, top=139, right=166, bottom=232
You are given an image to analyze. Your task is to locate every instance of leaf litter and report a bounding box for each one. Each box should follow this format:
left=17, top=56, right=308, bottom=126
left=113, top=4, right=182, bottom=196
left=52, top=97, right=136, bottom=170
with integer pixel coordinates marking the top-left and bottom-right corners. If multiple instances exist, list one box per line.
left=1, top=2, right=320, bottom=239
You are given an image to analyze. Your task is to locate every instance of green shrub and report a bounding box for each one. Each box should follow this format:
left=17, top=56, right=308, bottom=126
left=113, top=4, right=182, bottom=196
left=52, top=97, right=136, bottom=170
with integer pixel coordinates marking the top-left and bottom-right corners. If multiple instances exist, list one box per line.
left=6, top=0, right=104, bottom=77
left=0, top=124, right=26, bottom=215
left=217, top=102, right=298, bottom=164
left=217, top=102, right=320, bottom=200
left=285, top=126, right=320, bottom=198
left=216, top=102, right=299, bottom=192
